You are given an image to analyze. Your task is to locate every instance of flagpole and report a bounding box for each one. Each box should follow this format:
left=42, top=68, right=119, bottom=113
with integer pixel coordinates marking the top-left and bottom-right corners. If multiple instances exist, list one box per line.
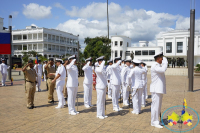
left=107, top=0, right=109, bottom=46
left=8, top=15, right=12, bottom=80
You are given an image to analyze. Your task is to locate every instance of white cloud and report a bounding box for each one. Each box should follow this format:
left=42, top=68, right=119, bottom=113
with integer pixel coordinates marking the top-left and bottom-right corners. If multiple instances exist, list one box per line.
left=57, top=2, right=200, bottom=48
left=11, top=11, right=19, bottom=18
left=54, top=3, right=65, bottom=10
left=66, top=2, right=121, bottom=20
left=175, top=17, right=200, bottom=31
left=23, top=3, right=52, bottom=20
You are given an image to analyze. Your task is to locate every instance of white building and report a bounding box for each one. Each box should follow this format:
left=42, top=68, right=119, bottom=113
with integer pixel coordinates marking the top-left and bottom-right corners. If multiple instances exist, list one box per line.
left=111, top=36, right=162, bottom=66
left=157, top=30, right=200, bottom=66
left=12, top=26, right=79, bottom=58
left=111, top=30, right=200, bottom=66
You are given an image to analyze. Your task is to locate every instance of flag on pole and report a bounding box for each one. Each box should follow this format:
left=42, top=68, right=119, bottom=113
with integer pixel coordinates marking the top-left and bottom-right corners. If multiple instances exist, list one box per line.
left=182, top=98, right=188, bottom=115
left=0, top=33, right=11, bottom=54
left=183, top=98, right=187, bottom=108
left=35, top=54, right=38, bottom=64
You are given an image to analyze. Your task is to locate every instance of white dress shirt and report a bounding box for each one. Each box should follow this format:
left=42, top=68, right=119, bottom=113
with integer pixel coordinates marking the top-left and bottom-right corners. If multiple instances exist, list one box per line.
left=66, top=59, right=78, bottom=87
left=34, top=64, right=43, bottom=77
left=110, top=60, right=122, bottom=85
left=106, top=65, right=112, bottom=80
left=128, top=66, right=146, bottom=89
left=150, top=57, right=168, bottom=94
left=121, top=64, right=131, bottom=85
left=56, top=64, right=66, bottom=81
left=0, top=63, right=10, bottom=74
left=43, top=64, right=46, bottom=73
left=95, top=61, right=107, bottom=89
left=82, top=61, right=93, bottom=84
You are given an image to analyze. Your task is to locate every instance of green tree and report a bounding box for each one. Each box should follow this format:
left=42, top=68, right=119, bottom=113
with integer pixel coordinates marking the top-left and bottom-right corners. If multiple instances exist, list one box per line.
left=21, top=50, right=38, bottom=66
left=38, top=55, right=47, bottom=62
left=83, top=36, right=111, bottom=63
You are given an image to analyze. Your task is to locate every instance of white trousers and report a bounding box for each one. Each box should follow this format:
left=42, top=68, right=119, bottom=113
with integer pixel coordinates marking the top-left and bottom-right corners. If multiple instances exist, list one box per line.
left=1, top=73, right=7, bottom=85
left=96, top=88, right=106, bottom=117
left=43, top=73, right=46, bottom=81
left=67, top=87, right=78, bottom=113
left=141, top=82, right=147, bottom=105
left=36, top=76, right=42, bottom=91
left=112, top=85, right=120, bottom=109
left=83, top=83, right=92, bottom=106
left=56, top=80, right=65, bottom=107
left=132, top=88, right=142, bottom=113
left=151, top=92, right=163, bottom=125
left=107, top=81, right=112, bottom=97
left=145, top=83, right=148, bottom=99
left=122, top=84, right=129, bottom=104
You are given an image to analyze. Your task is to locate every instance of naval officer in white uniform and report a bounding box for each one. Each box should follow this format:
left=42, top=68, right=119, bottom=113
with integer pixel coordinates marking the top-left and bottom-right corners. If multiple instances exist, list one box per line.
left=66, top=55, right=79, bottom=115
left=141, top=62, right=148, bottom=107
left=128, top=59, right=146, bottom=115
left=82, top=57, right=93, bottom=108
left=34, top=60, right=43, bottom=92
left=110, top=57, right=122, bottom=111
left=121, top=57, right=132, bottom=105
left=50, top=58, right=66, bottom=108
left=95, top=56, right=108, bottom=119
left=150, top=52, right=168, bottom=128
left=106, top=59, right=113, bottom=99
left=0, top=58, right=10, bottom=86
left=43, top=61, right=47, bottom=81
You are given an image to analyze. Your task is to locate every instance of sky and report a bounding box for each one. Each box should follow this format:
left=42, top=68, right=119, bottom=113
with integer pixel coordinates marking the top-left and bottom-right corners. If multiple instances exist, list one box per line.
left=0, top=0, right=200, bottom=49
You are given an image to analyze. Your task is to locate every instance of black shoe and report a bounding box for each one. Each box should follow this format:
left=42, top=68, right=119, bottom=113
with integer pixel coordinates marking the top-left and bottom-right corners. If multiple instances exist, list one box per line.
left=48, top=100, right=54, bottom=103
left=27, top=107, right=33, bottom=109
left=32, top=106, right=36, bottom=108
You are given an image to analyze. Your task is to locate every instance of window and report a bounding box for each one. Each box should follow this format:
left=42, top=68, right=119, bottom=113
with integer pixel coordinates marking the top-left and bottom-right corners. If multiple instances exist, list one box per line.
left=115, top=41, right=118, bottom=46
left=135, top=51, right=141, bottom=55
left=23, top=35, right=27, bottom=40
left=23, top=45, right=27, bottom=50
left=120, top=41, right=123, bottom=46
left=127, top=42, right=129, bottom=47
left=126, top=51, right=130, bottom=56
left=149, top=50, right=155, bottom=55
left=142, top=50, right=148, bottom=55
left=177, top=42, right=183, bottom=53
left=166, top=42, right=172, bottom=53
left=115, top=50, right=118, bottom=57
left=48, top=44, right=51, bottom=50
left=120, top=51, right=123, bottom=57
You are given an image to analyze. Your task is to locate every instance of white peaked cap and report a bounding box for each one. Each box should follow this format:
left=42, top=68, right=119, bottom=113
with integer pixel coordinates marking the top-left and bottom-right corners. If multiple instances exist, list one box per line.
left=114, top=56, right=121, bottom=60
left=154, top=51, right=163, bottom=58
left=68, top=55, right=76, bottom=60
left=107, top=59, right=113, bottom=63
left=132, top=59, right=141, bottom=64
left=85, top=57, right=92, bottom=61
left=55, top=58, right=63, bottom=63
left=125, top=56, right=132, bottom=62
left=96, top=56, right=104, bottom=61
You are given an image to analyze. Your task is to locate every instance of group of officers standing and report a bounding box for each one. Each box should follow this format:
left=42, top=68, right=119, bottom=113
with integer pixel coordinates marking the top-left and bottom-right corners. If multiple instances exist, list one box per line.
left=22, top=51, right=167, bottom=129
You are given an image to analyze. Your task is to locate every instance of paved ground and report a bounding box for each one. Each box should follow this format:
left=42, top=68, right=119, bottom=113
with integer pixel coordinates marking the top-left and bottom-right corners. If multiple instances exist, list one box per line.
left=0, top=71, right=200, bottom=133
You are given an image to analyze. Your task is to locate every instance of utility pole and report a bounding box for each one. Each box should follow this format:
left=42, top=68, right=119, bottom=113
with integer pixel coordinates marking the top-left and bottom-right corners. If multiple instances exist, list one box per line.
left=188, top=0, right=195, bottom=92
left=8, top=15, right=12, bottom=80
